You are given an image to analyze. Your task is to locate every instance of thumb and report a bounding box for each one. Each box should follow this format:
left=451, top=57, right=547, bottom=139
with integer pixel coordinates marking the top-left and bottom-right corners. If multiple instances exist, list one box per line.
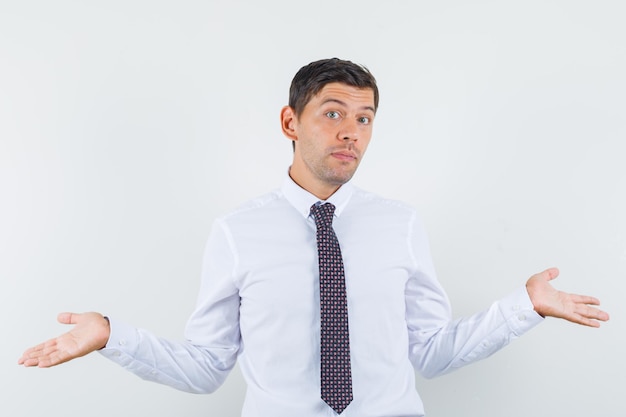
left=57, top=312, right=79, bottom=325
left=537, top=267, right=560, bottom=282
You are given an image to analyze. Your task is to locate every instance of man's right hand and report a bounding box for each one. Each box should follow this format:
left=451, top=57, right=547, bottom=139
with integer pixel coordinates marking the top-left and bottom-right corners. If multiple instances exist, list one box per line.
left=18, top=312, right=111, bottom=368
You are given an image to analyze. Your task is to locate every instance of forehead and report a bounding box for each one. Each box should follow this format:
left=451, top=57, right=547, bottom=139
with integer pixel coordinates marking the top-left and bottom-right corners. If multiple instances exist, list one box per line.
left=310, top=82, right=375, bottom=109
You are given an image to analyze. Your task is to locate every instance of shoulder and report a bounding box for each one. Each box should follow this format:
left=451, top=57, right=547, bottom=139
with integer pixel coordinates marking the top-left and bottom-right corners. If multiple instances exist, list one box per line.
left=230, top=189, right=284, bottom=213
left=348, top=187, right=432, bottom=250
left=349, top=186, right=417, bottom=217
left=340, top=186, right=426, bottom=233
left=215, top=189, right=301, bottom=233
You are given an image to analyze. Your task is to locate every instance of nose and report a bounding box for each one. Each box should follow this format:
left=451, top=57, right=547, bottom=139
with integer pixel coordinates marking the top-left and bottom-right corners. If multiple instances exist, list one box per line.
left=337, top=118, right=359, bottom=142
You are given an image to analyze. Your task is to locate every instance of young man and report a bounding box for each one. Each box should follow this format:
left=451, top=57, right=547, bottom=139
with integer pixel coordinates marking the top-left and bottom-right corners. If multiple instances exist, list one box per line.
left=19, top=58, right=609, bottom=416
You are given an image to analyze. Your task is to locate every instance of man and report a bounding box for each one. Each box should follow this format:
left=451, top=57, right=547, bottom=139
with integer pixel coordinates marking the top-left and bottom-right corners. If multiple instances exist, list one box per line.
left=19, top=58, right=609, bottom=416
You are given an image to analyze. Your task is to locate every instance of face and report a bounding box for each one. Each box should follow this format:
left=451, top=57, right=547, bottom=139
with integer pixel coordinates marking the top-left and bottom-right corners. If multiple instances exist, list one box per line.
left=282, top=82, right=376, bottom=199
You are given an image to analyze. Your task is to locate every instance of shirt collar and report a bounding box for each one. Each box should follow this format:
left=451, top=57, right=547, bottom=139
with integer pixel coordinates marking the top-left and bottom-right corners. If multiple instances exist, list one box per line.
left=281, top=171, right=354, bottom=219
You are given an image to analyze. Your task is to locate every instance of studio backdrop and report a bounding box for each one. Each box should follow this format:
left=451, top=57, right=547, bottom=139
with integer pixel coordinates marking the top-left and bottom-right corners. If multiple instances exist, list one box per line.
left=1, top=1, right=624, bottom=416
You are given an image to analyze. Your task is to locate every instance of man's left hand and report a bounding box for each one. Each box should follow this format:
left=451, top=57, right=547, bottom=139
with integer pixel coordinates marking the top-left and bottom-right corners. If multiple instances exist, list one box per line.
left=526, top=267, right=610, bottom=327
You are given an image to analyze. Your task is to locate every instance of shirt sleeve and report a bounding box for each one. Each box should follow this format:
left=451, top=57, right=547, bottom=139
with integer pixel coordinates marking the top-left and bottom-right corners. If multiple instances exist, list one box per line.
left=98, top=219, right=241, bottom=393
left=404, top=211, right=543, bottom=378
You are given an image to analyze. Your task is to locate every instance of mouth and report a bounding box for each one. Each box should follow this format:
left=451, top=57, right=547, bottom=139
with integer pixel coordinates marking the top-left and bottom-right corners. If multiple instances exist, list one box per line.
left=330, top=150, right=357, bottom=162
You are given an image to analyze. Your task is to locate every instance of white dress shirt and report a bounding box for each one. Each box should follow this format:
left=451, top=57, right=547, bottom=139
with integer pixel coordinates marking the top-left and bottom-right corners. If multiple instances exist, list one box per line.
left=100, top=175, right=543, bottom=417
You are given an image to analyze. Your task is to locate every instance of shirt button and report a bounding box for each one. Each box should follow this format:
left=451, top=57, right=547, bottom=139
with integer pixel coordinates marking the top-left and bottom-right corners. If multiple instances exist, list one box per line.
left=513, top=305, right=520, bottom=311
left=118, top=339, right=126, bottom=346
left=518, top=314, right=526, bottom=321
left=112, top=351, right=121, bottom=357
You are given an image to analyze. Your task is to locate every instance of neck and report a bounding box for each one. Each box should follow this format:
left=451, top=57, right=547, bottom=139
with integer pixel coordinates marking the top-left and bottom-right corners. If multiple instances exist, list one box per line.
left=288, top=167, right=340, bottom=201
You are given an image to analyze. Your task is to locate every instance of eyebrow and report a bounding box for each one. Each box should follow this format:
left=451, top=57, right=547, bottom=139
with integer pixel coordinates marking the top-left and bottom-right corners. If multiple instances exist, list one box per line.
left=320, top=98, right=376, bottom=113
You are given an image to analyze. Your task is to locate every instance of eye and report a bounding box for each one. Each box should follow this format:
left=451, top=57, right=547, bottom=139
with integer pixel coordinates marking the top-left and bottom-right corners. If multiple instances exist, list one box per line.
left=358, top=116, right=371, bottom=125
left=325, top=111, right=340, bottom=119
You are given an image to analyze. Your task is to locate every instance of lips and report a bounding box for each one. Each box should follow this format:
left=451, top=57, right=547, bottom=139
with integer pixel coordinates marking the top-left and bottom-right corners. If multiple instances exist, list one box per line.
left=331, top=151, right=357, bottom=161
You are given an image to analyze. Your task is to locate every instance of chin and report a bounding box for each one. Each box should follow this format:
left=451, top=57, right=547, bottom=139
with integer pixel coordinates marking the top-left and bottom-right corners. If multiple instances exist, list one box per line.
left=328, top=172, right=355, bottom=186
left=317, top=165, right=358, bottom=186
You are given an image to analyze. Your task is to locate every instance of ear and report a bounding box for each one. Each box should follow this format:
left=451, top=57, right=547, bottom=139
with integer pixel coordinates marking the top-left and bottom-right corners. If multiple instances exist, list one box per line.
left=280, top=106, right=298, bottom=142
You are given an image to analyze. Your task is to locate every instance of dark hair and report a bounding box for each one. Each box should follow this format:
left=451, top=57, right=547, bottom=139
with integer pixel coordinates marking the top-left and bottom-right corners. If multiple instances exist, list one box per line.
left=289, top=58, right=379, bottom=117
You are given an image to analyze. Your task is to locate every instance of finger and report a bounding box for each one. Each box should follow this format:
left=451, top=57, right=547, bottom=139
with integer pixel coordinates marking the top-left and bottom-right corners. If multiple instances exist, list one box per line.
left=577, top=304, right=610, bottom=322
left=38, top=352, right=66, bottom=368
left=31, top=345, right=66, bottom=368
left=18, top=349, right=48, bottom=367
left=20, top=357, right=42, bottom=367
left=57, top=312, right=79, bottom=325
left=575, top=316, right=602, bottom=328
left=18, top=342, right=47, bottom=365
left=20, top=342, right=45, bottom=356
left=569, top=294, right=601, bottom=306
left=18, top=353, right=35, bottom=366
left=566, top=307, right=609, bottom=328
left=541, top=267, right=560, bottom=282
left=18, top=336, right=62, bottom=364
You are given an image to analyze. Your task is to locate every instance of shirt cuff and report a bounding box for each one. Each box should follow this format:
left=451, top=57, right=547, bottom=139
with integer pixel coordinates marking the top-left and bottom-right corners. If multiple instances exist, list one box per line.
left=98, top=317, right=139, bottom=359
left=499, top=285, right=544, bottom=336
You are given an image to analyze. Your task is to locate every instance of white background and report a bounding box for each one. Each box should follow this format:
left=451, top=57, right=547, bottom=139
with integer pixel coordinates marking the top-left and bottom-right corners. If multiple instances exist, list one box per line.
left=2, top=1, right=624, bottom=416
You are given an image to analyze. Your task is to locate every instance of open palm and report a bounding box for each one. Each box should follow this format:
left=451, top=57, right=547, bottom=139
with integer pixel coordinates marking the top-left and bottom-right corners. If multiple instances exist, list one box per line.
left=18, top=312, right=110, bottom=368
left=526, top=268, right=609, bottom=327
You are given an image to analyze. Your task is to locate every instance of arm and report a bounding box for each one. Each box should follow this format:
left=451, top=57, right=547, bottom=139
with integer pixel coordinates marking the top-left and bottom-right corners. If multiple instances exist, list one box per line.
left=405, top=213, right=609, bottom=378
left=409, top=271, right=609, bottom=379
left=18, top=219, right=242, bottom=394
left=18, top=312, right=110, bottom=367
left=404, top=213, right=539, bottom=377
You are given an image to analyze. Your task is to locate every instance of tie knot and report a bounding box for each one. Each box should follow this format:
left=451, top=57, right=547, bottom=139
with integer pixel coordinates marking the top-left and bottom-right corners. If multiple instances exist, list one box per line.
left=310, top=203, right=336, bottom=229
